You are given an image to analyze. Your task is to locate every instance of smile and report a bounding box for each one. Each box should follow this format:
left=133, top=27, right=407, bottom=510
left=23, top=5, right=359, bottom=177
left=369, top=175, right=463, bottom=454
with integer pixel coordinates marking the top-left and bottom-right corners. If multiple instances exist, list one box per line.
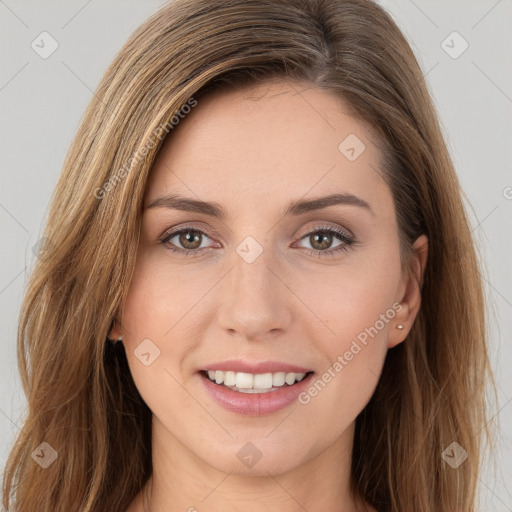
left=201, top=370, right=312, bottom=393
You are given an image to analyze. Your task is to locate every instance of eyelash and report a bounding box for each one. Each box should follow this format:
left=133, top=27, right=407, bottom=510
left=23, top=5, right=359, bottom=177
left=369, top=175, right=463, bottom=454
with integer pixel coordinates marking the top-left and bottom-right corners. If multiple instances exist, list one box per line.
left=158, top=224, right=356, bottom=258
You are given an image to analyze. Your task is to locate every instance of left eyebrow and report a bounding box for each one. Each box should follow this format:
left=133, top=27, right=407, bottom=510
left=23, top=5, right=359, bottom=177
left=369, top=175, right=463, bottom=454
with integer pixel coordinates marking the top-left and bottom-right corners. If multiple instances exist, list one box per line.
left=144, top=192, right=375, bottom=218
left=283, top=193, right=375, bottom=217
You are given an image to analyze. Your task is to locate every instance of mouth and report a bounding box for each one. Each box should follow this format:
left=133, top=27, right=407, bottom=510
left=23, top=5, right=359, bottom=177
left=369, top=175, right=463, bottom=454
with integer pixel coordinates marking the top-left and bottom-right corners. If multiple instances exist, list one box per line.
left=199, top=369, right=315, bottom=394
left=196, top=359, right=316, bottom=415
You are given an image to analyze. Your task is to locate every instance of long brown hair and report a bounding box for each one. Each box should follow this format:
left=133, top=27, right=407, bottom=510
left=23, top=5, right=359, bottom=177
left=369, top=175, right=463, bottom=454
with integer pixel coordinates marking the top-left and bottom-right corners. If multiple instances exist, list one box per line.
left=2, top=0, right=496, bottom=510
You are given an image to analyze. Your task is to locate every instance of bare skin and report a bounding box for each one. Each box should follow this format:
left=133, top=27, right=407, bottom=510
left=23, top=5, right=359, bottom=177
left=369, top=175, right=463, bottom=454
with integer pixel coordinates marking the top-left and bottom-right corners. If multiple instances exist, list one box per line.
left=118, top=80, right=428, bottom=512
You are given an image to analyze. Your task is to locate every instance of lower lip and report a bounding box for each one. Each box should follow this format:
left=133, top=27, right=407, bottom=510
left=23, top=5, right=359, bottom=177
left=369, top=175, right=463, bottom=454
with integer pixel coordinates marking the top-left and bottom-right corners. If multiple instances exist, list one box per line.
left=198, top=372, right=315, bottom=416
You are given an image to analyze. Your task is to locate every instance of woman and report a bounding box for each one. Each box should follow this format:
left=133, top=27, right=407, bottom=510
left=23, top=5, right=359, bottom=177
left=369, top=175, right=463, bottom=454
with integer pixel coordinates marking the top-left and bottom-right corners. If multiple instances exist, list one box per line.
left=2, top=0, right=496, bottom=510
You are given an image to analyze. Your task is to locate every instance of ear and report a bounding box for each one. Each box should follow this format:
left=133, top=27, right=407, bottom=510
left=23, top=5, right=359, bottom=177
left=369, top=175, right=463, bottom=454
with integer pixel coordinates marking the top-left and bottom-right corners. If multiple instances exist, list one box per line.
left=388, top=234, right=428, bottom=349
left=108, top=319, right=122, bottom=341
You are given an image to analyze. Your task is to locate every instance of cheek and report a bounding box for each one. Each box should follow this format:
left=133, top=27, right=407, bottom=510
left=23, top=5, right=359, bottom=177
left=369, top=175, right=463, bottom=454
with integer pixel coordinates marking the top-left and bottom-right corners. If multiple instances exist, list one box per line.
left=119, top=251, right=227, bottom=409
left=302, top=244, right=401, bottom=345
left=295, top=305, right=395, bottom=444
left=295, top=243, right=401, bottom=405
left=121, top=250, right=215, bottom=348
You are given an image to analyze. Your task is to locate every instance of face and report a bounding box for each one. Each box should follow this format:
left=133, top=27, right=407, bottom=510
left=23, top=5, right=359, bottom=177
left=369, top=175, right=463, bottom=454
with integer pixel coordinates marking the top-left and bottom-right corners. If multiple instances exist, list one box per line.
left=118, top=80, right=423, bottom=477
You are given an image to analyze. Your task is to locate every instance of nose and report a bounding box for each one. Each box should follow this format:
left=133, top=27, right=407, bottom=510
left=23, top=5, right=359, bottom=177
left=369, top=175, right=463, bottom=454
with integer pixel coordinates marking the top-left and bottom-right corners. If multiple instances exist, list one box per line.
left=216, top=242, right=294, bottom=342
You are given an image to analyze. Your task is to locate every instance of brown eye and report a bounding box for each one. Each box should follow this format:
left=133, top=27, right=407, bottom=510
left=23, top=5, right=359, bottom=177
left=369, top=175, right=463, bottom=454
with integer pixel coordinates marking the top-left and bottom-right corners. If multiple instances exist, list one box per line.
left=309, top=231, right=335, bottom=251
left=160, top=227, right=214, bottom=253
left=293, top=226, right=355, bottom=257
left=178, top=230, right=202, bottom=249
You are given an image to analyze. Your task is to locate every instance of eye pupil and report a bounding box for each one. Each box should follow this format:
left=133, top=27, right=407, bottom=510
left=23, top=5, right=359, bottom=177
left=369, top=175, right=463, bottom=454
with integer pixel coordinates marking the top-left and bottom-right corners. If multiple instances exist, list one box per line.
left=180, top=230, right=201, bottom=249
left=311, top=231, right=333, bottom=250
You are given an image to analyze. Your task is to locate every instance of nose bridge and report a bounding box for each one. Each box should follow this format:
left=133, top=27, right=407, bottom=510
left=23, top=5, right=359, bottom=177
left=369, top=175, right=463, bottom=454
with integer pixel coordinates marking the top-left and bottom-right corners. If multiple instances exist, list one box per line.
left=216, top=235, right=292, bottom=339
left=233, top=244, right=273, bottom=298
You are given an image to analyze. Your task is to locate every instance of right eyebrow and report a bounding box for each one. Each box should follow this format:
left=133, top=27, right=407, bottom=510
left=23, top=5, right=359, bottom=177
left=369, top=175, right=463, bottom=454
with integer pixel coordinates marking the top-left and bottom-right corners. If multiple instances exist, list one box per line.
left=145, top=193, right=226, bottom=218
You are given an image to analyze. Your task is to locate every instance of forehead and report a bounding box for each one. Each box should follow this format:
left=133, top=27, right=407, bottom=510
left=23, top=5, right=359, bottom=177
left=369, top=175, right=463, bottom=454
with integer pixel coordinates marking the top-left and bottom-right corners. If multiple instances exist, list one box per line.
left=145, top=81, right=389, bottom=218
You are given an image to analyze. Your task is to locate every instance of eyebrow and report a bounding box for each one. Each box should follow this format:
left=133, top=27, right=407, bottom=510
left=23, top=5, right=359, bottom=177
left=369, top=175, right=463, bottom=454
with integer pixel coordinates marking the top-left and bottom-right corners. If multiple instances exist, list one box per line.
left=145, top=192, right=374, bottom=217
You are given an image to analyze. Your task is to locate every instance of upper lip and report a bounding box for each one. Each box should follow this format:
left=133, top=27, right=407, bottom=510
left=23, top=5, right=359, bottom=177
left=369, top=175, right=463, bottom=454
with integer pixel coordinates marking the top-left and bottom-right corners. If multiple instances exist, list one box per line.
left=199, top=359, right=313, bottom=374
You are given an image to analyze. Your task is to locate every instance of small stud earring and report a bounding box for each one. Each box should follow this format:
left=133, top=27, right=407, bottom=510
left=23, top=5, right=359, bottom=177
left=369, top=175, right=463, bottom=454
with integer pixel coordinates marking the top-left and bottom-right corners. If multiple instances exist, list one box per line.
left=396, top=324, right=404, bottom=330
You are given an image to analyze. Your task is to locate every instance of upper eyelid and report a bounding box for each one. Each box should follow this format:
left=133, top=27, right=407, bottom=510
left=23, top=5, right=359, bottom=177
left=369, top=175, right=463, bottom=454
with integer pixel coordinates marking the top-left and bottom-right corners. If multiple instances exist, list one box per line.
left=296, top=224, right=353, bottom=239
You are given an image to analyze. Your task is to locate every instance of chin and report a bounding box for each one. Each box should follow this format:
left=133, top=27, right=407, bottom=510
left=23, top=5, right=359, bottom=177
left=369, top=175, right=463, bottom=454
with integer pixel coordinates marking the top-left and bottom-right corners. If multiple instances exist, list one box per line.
left=190, top=434, right=312, bottom=477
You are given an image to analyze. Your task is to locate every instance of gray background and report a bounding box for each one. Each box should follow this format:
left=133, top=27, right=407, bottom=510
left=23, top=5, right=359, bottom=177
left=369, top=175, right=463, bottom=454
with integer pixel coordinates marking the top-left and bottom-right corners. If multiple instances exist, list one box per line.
left=1, top=0, right=511, bottom=509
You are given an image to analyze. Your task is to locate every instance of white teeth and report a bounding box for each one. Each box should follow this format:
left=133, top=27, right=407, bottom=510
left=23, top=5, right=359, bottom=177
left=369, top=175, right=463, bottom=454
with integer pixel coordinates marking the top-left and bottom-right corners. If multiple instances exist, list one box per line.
left=204, top=370, right=309, bottom=391
left=224, top=371, right=236, bottom=386
left=272, top=372, right=286, bottom=386
left=285, top=373, right=296, bottom=385
left=235, top=372, right=253, bottom=389
left=253, top=373, right=273, bottom=389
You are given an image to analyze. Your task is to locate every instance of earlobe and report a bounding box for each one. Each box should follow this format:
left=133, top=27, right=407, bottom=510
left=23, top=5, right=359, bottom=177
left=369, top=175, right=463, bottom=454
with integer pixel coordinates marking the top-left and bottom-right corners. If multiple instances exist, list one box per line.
left=388, top=234, right=428, bottom=349
left=388, top=303, right=410, bottom=348
left=108, top=319, right=123, bottom=342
